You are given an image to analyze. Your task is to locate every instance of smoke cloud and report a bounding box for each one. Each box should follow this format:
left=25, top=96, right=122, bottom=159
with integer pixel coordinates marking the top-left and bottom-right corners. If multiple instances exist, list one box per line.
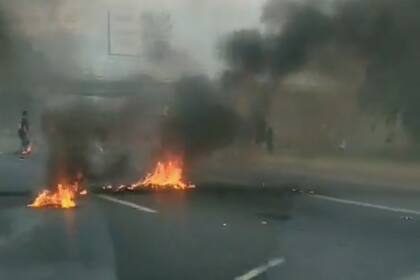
left=39, top=77, right=239, bottom=186
left=0, top=10, right=55, bottom=127
left=161, top=76, right=238, bottom=163
left=221, top=0, right=420, bottom=141
left=0, top=0, right=263, bottom=187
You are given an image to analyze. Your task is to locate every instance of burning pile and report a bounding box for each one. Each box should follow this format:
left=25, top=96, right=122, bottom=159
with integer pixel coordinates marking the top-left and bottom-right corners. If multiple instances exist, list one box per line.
left=28, top=154, right=192, bottom=210
left=103, top=158, right=195, bottom=192
left=28, top=182, right=87, bottom=209
left=134, top=159, right=194, bottom=190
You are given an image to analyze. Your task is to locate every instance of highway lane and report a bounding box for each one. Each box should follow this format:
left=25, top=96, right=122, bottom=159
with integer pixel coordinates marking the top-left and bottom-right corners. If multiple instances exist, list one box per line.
left=1, top=184, right=420, bottom=279
left=0, top=196, right=118, bottom=280
left=96, top=186, right=420, bottom=280
left=96, top=188, right=292, bottom=280
left=1, top=151, right=420, bottom=279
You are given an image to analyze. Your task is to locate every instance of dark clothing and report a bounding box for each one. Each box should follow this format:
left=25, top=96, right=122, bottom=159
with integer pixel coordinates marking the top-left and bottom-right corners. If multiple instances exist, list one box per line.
left=18, top=116, right=30, bottom=152
left=18, top=128, right=29, bottom=150
left=20, top=116, right=29, bottom=132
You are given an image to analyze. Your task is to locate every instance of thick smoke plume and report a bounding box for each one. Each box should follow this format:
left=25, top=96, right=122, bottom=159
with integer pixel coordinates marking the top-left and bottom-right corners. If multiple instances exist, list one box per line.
left=42, top=102, right=114, bottom=186
left=161, top=76, right=238, bottom=163
left=41, top=76, right=238, bottom=186
left=222, top=0, right=420, bottom=141
left=41, top=94, right=160, bottom=186
left=0, top=0, right=255, bottom=188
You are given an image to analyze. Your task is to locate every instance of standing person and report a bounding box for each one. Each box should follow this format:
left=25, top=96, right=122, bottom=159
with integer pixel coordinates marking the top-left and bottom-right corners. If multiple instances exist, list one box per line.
left=18, top=110, right=30, bottom=157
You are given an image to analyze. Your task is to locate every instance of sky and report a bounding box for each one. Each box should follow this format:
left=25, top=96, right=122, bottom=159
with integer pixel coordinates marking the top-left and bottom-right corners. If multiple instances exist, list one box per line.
left=1, top=0, right=266, bottom=80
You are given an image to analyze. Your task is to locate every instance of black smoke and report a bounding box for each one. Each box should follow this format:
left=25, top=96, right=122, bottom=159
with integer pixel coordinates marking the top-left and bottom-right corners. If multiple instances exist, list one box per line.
left=42, top=102, right=108, bottom=186
left=41, top=76, right=238, bottom=186
left=220, top=30, right=265, bottom=75
left=160, top=76, right=238, bottom=163
left=41, top=99, right=142, bottom=186
left=266, top=3, right=334, bottom=76
left=221, top=2, right=334, bottom=77
left=221, top=0, right=420, bottom=141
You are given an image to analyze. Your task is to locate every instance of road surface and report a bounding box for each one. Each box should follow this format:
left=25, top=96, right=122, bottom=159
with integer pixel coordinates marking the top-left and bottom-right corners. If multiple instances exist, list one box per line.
left=1, top=153, right=420, bottom=280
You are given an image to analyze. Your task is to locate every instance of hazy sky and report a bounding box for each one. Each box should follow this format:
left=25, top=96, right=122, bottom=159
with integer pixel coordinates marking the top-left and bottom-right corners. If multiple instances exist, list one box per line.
left=1, top=0, right=266, bottom=80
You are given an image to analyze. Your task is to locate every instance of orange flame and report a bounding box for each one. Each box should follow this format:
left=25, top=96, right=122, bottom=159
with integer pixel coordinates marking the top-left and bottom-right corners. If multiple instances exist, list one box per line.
left=131, top=159, right=194, bottom=190
left=28, top=182, right=88, bottom=209
left=28, top=184, right=76, bottom=208
left=101, top=157, right=194, bottom=192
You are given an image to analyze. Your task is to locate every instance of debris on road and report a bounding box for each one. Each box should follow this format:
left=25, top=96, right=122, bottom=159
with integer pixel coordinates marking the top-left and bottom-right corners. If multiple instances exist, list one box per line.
left=290, top=187, right=317, bottom=195
left=261, top=221, right=268, bottom=225
left=400, top=216, right=414, bottom=221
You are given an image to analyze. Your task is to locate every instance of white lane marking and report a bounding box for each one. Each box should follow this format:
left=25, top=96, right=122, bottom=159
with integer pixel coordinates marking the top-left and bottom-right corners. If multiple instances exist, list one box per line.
left=311, top=194, right=420, bottom=216
left=97, top=195, right=158, bottom=214
left=235, top=258, right=285, bottom=280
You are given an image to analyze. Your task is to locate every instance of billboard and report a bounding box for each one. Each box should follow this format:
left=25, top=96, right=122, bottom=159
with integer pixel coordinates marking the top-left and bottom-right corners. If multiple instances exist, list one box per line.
left=108, top=10, right=142, bottom=56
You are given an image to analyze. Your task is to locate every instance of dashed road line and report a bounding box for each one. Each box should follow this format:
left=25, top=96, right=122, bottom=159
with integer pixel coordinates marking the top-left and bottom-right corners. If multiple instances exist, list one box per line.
left=311, top=194, right=420, bottom=216
left=97, top=194, right=158, bottom=214
left=234, top=258, right=285, bottom=280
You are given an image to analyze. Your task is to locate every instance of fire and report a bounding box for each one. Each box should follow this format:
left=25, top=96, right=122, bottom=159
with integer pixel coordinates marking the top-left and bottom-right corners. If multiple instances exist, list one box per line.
left=132, top=159, right=194, bottom=190
left=28, top=184, right=76, bottom=209
left=102, top=158, right=194, bottom=192
left=28, top=181, right=88, bottom=209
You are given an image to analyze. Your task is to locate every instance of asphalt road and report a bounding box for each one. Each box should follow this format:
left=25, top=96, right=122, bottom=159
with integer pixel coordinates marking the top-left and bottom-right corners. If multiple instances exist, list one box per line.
left=1, top=154, right=420, bottom=280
